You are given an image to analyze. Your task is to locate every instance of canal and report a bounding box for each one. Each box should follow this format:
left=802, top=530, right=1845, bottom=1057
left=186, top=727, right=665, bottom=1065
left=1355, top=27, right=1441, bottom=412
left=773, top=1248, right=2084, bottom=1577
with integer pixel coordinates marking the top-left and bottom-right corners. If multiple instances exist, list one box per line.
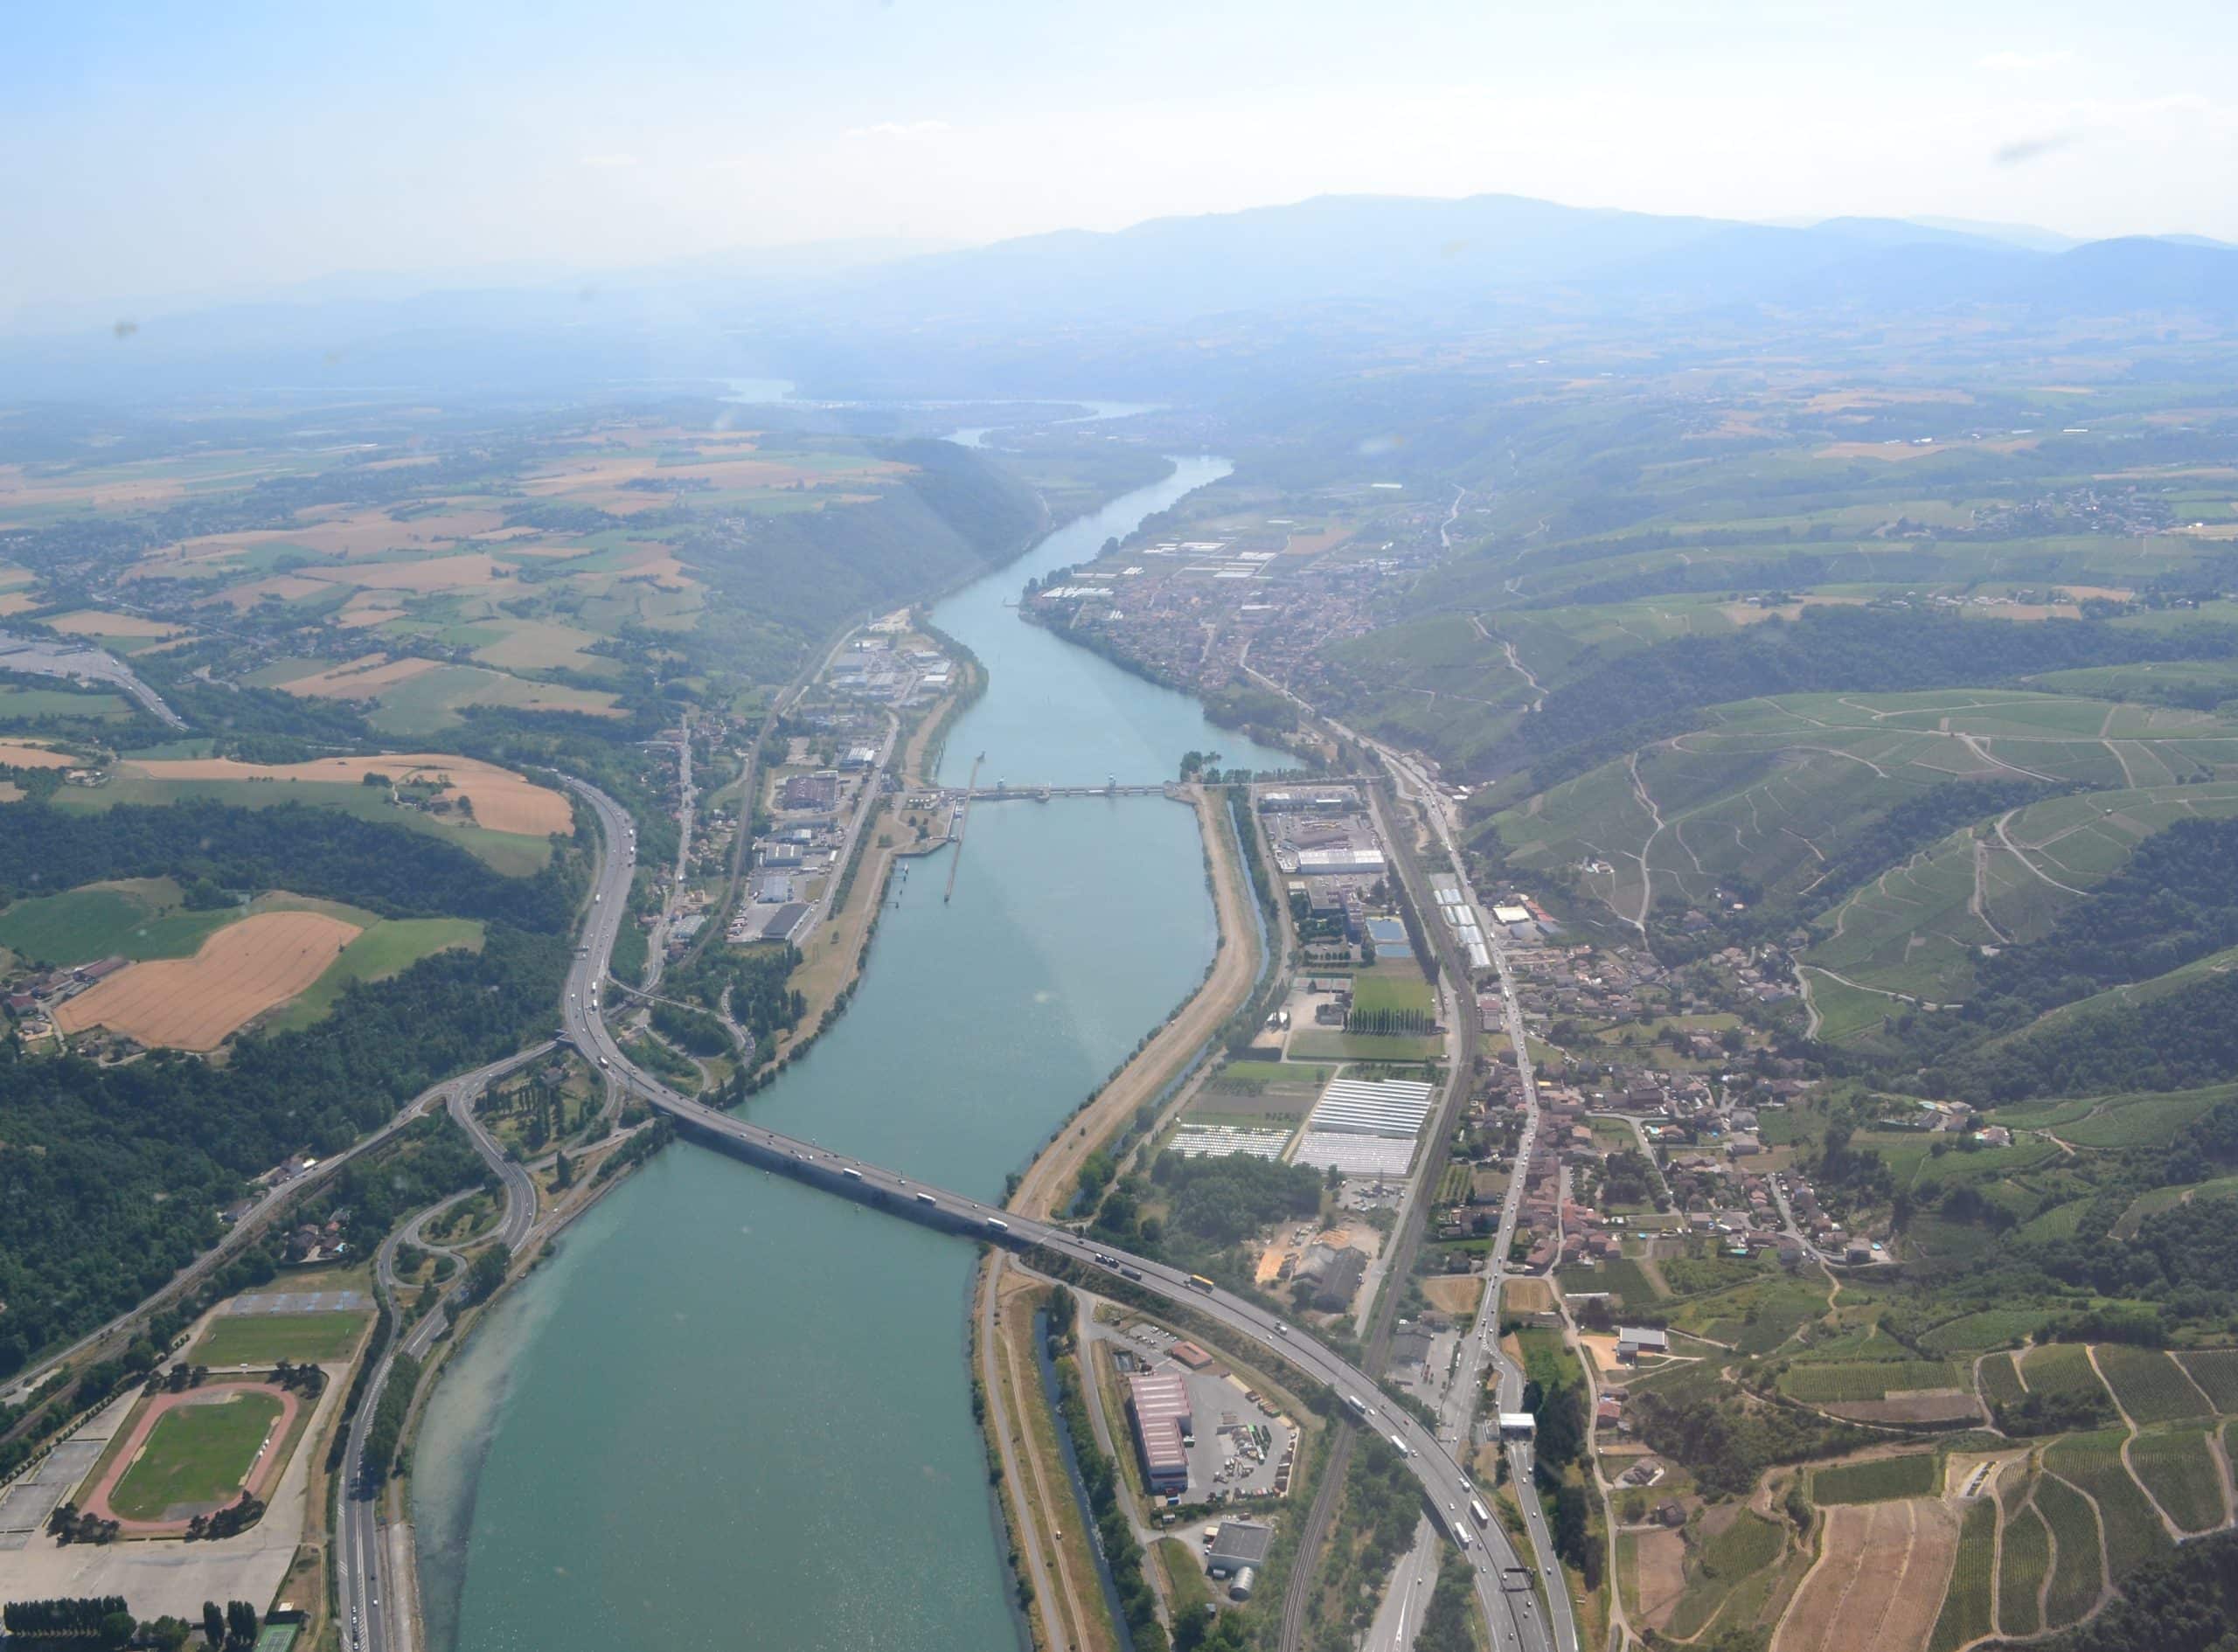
left=413, top=454, right=1289, bottom=1651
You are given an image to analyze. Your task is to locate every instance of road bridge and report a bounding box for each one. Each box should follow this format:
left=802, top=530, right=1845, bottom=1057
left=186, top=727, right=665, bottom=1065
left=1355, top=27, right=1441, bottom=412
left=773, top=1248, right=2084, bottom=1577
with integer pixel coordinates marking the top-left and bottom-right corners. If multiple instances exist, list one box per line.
left=556, top=777, right=1557, bottom=1652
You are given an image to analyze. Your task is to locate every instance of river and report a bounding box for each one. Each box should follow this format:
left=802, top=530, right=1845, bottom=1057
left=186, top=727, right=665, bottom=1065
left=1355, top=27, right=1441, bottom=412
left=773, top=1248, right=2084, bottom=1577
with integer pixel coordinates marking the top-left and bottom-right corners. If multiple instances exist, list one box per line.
left=413, top=455, right=1289, bottom=1651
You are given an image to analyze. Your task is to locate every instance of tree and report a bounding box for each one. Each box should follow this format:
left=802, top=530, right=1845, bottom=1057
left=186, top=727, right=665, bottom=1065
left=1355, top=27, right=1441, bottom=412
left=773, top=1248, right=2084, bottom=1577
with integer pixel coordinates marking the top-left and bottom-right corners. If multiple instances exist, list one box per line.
left=465, top=1243, right=510, bottom=1303
left=203, top=1600, right=226, bottom=1649
left=226, top=1599, right=257, bottom=1649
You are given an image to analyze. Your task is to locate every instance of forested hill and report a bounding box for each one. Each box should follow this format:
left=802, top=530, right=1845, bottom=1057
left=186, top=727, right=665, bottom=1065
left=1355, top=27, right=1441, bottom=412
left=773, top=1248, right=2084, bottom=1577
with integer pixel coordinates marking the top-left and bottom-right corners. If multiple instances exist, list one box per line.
left=676, top=436, right=1045, bottom=642
left=1498, top=607, right=2238, bottom=782
left=0, top=801, right=579, bottom=935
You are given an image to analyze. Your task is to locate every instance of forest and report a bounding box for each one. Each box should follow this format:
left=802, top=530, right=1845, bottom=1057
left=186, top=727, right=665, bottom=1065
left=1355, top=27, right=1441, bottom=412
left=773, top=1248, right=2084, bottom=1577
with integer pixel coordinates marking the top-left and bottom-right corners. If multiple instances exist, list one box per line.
left=0, top=927, right=565, bottom=1376
left=0, top=799, right=580, bottom=934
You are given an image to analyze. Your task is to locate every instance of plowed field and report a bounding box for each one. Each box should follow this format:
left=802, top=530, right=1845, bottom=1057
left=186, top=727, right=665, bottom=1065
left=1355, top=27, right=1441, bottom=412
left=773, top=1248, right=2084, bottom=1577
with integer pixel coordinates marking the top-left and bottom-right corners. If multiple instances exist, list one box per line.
left=122, top=752, right=571, bottom=836
left=1773, top=1498, right=1958, bottom=1652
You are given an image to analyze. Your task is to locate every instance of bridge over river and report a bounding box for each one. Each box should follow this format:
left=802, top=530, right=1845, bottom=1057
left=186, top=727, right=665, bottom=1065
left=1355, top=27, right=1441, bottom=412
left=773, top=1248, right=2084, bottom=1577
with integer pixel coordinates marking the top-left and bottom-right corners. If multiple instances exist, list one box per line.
left=560, top=778, right=1562, bottom=1652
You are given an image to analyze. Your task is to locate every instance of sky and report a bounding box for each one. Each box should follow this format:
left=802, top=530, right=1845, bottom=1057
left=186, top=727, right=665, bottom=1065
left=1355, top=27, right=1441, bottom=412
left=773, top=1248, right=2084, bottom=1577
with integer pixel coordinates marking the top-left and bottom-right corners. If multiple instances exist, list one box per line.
left=6, top=0, right=2236, bottom=324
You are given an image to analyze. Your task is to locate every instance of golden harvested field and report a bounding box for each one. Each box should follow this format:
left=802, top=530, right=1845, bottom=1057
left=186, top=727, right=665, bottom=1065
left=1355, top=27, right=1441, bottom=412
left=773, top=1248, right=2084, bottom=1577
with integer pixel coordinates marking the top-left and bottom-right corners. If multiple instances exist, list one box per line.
left=275, top=654, right=441, bottom=698
left=515, top=448, right=909, bottom=513
left=160, top=504, right=508, bottom=567
left=0, top=592, right=36, bottom=615
left=470, top=621, right=608, bottom=672
left=45, top=610, right=185, bottom=638
left=0, top=741, right=79, bottom=769
left=1503, top=1277, right=1556, bottom=1314
left=1421, top=1276, right=1484, bottom=1315
left=335, top=593, right=409, bottom=628
left=1772, top=1499, right=1957, bottom=1652
left=121, top=752, right=573, bottom=836
left=56, top=911, right=362, bottom=1050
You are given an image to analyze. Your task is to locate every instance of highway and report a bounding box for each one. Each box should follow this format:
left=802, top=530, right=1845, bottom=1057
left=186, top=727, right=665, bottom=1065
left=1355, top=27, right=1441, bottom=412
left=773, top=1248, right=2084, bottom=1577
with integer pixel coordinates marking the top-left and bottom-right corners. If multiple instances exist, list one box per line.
left=337, top=1045, right=556, bottom=1652
left=551, top=777, right=1560, bottom=1652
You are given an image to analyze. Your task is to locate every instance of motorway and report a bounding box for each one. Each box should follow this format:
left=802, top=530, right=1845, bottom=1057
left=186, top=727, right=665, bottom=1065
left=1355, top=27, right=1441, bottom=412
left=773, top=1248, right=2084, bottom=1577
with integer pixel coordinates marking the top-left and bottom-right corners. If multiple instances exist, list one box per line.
left=336, top=1044, right=562, bottom=1652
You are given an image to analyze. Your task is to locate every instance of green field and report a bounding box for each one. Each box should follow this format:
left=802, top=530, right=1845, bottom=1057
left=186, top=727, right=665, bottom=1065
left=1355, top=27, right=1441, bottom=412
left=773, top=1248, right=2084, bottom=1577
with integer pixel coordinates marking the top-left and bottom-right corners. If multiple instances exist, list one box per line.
left=108, top=1390, right=285, bottom=1520
left=2094, top=1344, right=2215, bottom=1425
left=1286, top=1029, right=1441, bottom=1062
left=1977, top=1352, right=2026, bottom=1407
left=2046, top=1429, right=2173, bottom=1581
left=2023, top=1343, right=2110, bottom=1402
left=2057, top=1084, right=2238, bottom=1150
left=1997, top=1501, right=2050, bottom=1636
left=2033, top=1472, right=2103, bottom=1628
left=188, top=1310, right=370, bottom=1366
left=1554, top=1257, right=1660, bottom=1308
left=1662, top=1510, right=1786, bottom=1641
left=261, top=917, right=483, bottom=1033
left=1811, top=1452, right=1940, bottom=1504
left=0, top=878, right=238, bottom=967
left=1348, top=966, right=1435, bottom=1020
left=1928, top=1496, right=1998, bottom=1652
left=2126, top=1428, right=2228, bottom=1532
left=1922, top=1310, right=2048, bottom=1355
left=2176, top=1350, right=2238, bottom=1412
left=2113, top=1172, right=2238, bottom=1237
left=0, top=684, right=135, bottom=722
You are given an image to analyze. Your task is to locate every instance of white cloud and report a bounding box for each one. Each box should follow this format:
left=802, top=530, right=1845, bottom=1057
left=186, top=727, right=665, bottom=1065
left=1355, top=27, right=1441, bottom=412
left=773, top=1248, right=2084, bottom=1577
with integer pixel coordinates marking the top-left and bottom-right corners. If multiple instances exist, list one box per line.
left=580, top=152, right=642, bottom=170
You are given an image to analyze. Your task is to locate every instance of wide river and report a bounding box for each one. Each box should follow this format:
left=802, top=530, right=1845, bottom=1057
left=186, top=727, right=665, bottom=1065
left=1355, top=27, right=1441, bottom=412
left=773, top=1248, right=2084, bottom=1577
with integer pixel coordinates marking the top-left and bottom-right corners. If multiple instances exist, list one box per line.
left=414, top=455, right=1289, bottom=1651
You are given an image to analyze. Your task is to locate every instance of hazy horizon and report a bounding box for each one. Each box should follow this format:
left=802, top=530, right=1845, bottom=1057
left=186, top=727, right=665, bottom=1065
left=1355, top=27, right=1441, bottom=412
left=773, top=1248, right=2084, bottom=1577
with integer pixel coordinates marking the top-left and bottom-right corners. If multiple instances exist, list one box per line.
left=10, top=0, right=2238, bottom=324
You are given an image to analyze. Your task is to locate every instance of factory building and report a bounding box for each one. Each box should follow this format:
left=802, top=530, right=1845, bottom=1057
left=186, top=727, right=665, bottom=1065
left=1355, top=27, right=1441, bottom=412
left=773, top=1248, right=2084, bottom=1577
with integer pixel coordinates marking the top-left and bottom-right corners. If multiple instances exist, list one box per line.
left=1128, top=1371, right=1193, bottom=1495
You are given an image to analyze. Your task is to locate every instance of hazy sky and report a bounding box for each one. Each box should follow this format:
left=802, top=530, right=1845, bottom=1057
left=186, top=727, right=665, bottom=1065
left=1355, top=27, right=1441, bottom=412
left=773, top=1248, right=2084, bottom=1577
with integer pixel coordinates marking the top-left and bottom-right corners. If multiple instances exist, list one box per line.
left=6, top=0, right=2235, bottom=321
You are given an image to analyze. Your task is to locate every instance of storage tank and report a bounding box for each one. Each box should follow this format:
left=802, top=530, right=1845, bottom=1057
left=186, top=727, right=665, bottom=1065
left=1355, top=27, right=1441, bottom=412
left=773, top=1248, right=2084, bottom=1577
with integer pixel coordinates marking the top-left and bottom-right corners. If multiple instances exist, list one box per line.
left=1228, top=1566, right=1256, bottom=1601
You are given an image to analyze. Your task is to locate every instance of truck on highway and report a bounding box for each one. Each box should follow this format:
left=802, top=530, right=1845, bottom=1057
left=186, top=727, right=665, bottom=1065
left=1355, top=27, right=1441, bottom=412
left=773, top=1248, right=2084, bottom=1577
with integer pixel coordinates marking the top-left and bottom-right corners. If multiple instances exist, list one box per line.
left=1346, top=1394, right=1369, bottom=1416
left=985, top=1218, right=1010, bottom=1234
left=1470, top=1497, right=1492, bottom=1528
left=1389, top=1434, right=1410, bottom=1457
left=916, top=1191, right=936, bottom=1205
left=841, top=1166, right=863, bottom=1181
left=1118, top=1265, right=1143, bottom=1281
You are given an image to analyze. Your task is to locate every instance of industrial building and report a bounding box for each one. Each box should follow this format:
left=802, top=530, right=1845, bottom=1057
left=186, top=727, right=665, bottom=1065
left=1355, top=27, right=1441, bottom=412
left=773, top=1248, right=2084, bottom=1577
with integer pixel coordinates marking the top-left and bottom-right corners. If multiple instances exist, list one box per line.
left=1616, top=1326, right=1671, bottom=1362
left=1207, top=1519, right=1274, bottom=1579
left=1128, top=1371, right=1193, bottom=1495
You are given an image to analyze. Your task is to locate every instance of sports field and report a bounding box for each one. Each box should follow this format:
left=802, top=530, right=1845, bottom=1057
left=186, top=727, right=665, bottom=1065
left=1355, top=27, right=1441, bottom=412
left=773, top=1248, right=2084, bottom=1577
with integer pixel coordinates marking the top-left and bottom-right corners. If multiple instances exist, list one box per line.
left=189, top=1311, right=370, bottom=1366
left=102, top=1388, right=288, bottom=1523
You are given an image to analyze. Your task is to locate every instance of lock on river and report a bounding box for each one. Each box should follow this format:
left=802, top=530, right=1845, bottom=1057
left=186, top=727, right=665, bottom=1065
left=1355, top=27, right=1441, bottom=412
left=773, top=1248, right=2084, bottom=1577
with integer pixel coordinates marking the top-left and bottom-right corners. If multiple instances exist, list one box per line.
left=412, top=454, right=1291, bottom=1651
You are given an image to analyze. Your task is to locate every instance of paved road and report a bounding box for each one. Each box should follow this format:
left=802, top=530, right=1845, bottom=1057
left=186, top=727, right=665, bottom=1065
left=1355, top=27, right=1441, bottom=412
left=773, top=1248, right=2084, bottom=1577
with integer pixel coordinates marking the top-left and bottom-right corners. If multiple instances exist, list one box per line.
left=0, top=632, right=185, bottom=727
left=552, top=779, right=1558, bottom=1652
left=337, top=1044, right=558, bottom=1652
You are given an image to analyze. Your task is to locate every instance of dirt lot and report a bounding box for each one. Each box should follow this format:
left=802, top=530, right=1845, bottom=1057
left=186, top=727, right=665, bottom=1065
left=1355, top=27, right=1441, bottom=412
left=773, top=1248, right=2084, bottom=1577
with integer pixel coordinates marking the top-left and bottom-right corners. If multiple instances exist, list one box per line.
left=122, top=752, right=572, bottom=836
left=1503, top=1277, right=1556, bottom=1315
left=1772, top=1498, right=1958, bottom=1652
left=56, top=911, right=361, bottom=1049
left=1630, top=1526, right=1690, bottom=1629
left=1421, top=1276, right=1484, bottom=1315
left=1824, top=1390, right=1983, bottom=1425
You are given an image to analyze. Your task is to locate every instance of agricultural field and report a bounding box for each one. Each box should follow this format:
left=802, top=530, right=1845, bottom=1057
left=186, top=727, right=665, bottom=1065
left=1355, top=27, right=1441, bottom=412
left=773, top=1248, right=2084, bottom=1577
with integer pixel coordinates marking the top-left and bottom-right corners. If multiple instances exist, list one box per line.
left=2093, top=1344, right=2216, bottom=1425
left=1809, top=1452, right=1941, bottom=1504
left=2033, top=1470, right=2104, bottom=1629
left=261, top=915, right=483, bottom=1033
left=2046, top=1430, right=2172, bottom=1582
left=1780, top=1361, right=1963, bottom=1405
left=1491, top=693, right=2238, bottom=942
left=2022, top=1343, right=2112, bottom=1404
left=1772, top=1497, right=1957, bottom=1652
left=1347, top=964, right=1435, bottom=1021
left=1285, top=1028, right=1441, bottom=1062
left=1555, top=1256, right=1660, bottom=1308
left=0, top=877, right=238, bottom=966
left=1976, top=1352, right=2026, bottom=1407
left=2125, top=1428, right=2230, bottom=1533
left=1996, top=1495, right=2051, bottom=1637
left=54, top=909, right=362, bottom=1049
left=1927, top=1496, right=1998, bottom=1652
left=1663, top=1507, right=1789, bottom=1642
left=2176, top=1350, right=2238, bottom=1412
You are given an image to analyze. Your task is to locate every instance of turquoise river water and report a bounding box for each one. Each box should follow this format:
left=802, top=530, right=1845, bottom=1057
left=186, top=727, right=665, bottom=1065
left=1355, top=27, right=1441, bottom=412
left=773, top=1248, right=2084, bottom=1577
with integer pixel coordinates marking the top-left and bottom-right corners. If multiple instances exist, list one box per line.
left=413, top=455, right=1289, bottom=1651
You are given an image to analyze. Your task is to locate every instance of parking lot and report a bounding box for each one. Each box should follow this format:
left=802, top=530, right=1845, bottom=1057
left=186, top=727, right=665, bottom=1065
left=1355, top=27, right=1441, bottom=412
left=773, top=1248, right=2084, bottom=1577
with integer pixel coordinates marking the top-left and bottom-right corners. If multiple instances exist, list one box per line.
left=1098, top=1320, right=1296, bottom=1504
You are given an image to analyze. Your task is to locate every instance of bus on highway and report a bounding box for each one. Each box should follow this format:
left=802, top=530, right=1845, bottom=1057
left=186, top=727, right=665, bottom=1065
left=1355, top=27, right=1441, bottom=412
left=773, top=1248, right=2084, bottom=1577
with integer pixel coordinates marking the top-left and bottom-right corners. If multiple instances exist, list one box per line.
left=1185, top=1274, right=1215, bottom=1294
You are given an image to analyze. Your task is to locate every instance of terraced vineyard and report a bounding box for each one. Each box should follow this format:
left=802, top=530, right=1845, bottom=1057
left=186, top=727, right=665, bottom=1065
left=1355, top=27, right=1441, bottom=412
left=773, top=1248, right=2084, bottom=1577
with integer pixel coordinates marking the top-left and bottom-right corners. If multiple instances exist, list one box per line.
left=2094, top=1345, right=2216, bottom=1425
left=2126, top=1428, right=2230, bottom=1533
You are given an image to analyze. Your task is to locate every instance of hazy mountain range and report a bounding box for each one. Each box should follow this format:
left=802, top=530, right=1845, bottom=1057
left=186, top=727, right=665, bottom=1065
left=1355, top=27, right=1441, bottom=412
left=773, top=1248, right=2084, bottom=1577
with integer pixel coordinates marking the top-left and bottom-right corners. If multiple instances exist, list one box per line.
left=10, top=193, right=2235, bottom=400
